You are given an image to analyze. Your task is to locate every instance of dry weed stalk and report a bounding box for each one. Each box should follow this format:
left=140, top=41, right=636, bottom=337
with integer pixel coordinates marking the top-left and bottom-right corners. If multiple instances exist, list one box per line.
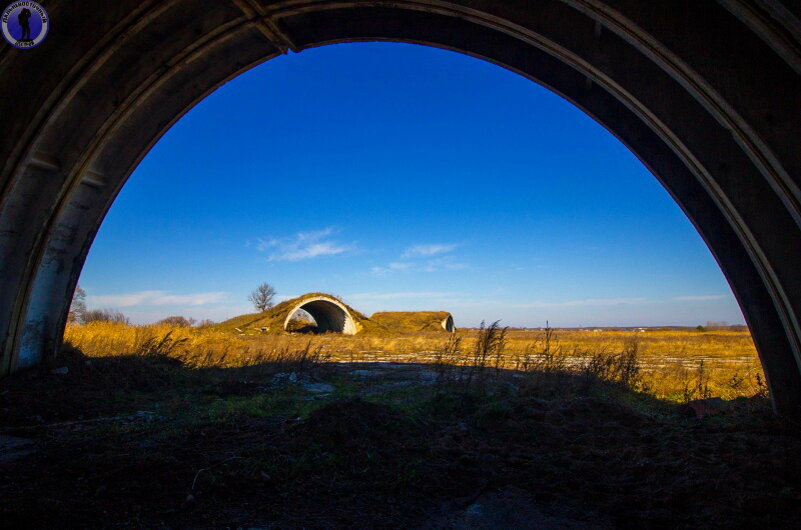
left=63, top=322, right=766, bottom=401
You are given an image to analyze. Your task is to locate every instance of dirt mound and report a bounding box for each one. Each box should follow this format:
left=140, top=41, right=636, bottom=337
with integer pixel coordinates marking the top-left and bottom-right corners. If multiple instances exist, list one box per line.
left=288, top=398, right=422, bottom=447
left=2, top=354, right=800, bottom=528
left=214, top=293, right=387, bottom=335
left=371, top=311, right=455, bottom=333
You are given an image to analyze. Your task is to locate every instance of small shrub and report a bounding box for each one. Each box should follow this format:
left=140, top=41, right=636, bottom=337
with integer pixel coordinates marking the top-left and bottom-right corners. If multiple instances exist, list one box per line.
left=726, top=371, right=747, bottom=392
left=516, top=323, right=567, bottom=373
left=681, top=361, right=713, bottom=402
left=753, top=372, right=770, bottom=399
left=135, top=331, right=189, bottom=357
left=463, top=321, right=508, bottom=391
left=580, top=346, right=641, bottom=390
left=83, top=308, right=130, bottom=325
left=156, top=316, right=195, bottom=327
left=433, top=334, right=462, bottom=388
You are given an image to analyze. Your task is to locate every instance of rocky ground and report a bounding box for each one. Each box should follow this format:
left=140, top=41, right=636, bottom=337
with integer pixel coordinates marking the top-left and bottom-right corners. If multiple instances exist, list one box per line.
left=0, top=351, right=800, bottom=528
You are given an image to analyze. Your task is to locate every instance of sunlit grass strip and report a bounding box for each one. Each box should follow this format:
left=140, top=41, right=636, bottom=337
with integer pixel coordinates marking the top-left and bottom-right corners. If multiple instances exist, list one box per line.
left=64, top=323, right=764, bottom=402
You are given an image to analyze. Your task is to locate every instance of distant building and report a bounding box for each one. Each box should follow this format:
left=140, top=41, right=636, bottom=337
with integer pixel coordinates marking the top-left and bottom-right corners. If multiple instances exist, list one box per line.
left=370, top=311, right=456, bottom=333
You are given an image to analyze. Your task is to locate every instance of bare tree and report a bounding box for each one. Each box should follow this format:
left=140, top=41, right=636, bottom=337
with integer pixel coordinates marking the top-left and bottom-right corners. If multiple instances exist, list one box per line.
left=249, top=282, right=276, bottom=312
left=68, top=285, right=87, bottom=324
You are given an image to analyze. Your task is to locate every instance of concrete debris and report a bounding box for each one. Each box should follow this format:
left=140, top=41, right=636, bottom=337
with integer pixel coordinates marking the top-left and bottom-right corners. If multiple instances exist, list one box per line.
left=301, top=382, right=334, bottom=394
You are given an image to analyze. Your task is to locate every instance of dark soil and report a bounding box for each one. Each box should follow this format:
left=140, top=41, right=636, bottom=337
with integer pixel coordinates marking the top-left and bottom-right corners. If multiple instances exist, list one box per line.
left=1, top=350, right=800, bottom=528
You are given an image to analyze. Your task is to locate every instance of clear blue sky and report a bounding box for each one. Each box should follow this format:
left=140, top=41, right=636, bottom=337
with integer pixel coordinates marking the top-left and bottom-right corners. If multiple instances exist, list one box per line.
left=78, top=42, right=745, bottom=327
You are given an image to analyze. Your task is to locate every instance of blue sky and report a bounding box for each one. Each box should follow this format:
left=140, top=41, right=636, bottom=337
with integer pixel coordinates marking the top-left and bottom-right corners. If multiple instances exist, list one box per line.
left=78, top=42, right=745, bottom=327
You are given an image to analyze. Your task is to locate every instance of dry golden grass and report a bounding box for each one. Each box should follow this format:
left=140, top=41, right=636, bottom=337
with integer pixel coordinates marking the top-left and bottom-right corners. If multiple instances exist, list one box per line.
left=496, top=328, right=766, bottom=401
left=64, top=323, right=765, bottom=402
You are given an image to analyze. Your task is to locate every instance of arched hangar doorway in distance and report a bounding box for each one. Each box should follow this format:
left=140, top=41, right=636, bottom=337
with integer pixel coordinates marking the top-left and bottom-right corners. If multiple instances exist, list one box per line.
left=282, top=295, right=358, bottom=335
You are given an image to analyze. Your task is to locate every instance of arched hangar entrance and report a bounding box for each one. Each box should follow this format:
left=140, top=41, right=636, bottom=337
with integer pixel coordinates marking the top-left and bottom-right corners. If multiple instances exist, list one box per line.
left=283, top=295, right=359, bottom=335
left=2, top=1, right=801, bottom=416
left=443, top=314, right=455, bottom=333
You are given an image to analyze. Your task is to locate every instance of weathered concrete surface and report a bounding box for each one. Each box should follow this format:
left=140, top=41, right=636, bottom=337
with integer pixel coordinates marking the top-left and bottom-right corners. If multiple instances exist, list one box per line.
left=1, top=1, right=801, bottom=416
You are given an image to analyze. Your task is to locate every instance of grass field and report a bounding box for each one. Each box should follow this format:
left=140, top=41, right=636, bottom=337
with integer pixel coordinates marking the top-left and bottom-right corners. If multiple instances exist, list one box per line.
left=64, top=322, right=765, bottom=403
left=0, top=323, right=795, bottom=527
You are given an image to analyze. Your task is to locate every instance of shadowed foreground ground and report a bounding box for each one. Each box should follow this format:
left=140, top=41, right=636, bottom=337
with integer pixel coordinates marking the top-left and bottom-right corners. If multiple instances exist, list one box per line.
left=1, top=350, right=800, bottom=528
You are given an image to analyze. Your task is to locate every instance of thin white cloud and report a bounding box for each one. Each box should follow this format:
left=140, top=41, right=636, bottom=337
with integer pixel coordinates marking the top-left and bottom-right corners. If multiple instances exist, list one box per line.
left=673, top=295, right=729, bottom=301
left=276, top=242, right=353, bottom=261
left=371, top=261, right=414, bottom=276
left=422, top=257, right=469, bottom=272
left=402, top=243, right=459, bottom=258
left=535, top=297, right=648, bottom=307
left=348, top=291, right=458, bottom=301
left=257, top=227, right=356, bottom=262
left=442, top=297, right=649, bottom=309
left=86, top=290, right=226, bottom=308
left=371, top=256, right=468, bottom=276
left=273, top=294, right=300, bottom=303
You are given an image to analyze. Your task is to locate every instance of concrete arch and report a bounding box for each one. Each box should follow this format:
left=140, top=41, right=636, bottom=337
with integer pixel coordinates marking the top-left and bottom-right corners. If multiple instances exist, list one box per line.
left=283, top=296, right=358, bottom=335
left=442, top=315, right=455, bottom=333
left=1, top=1, right=801, bottom=415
